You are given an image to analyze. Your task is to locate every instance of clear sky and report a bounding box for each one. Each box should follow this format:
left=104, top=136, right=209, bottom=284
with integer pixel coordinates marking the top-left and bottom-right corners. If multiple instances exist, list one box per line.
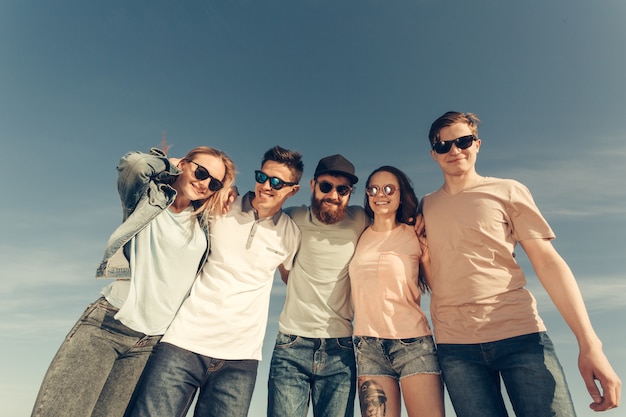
left=1, top=1, right=624, bottom=416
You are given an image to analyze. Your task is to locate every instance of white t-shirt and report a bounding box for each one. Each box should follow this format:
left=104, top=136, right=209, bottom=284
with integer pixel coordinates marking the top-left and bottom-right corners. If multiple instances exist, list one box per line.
left=278, top=205, right=368, bottom=338
left=162, top=193, right=301, bottom=360
left=102, top=206, right=206, bottom=335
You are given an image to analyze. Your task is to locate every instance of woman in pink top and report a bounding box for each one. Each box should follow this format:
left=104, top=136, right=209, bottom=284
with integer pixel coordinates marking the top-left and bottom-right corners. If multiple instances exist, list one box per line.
left=349, top=166, right=444, bottom=417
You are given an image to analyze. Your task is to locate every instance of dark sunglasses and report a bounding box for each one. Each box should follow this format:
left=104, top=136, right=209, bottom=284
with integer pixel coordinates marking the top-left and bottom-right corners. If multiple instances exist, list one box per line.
left=185, top=159, right=224, bottom=191
left=431, top=135, right=477, bottom=154
left=255, top=170, right=298, bottom=190
left=366, top=184, right=397, bottom=197
left=317, top=181, right=352, bottom=197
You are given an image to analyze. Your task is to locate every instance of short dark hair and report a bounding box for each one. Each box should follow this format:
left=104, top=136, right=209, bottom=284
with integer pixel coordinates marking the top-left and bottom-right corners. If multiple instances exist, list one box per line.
left=261, top=145, right=304, bottom=184
left=428, top=111, right=481, bottom=145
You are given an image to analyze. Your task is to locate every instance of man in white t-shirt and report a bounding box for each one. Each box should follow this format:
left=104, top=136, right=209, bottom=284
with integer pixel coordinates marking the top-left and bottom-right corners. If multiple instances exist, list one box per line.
left=419, top=111, right=621, bottom=416
left=268, top=154, right=369, bottom=417
left=126, top=146, right=303, bottom=417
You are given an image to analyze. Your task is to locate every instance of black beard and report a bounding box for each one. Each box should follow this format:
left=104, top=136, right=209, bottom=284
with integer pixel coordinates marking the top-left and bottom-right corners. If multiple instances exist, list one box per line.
left=311, top=194, right=348, bottom=225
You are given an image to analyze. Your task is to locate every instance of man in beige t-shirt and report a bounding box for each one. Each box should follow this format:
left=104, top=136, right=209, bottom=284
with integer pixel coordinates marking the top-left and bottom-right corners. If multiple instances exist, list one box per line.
left=419, top=111, right=620, bottom=416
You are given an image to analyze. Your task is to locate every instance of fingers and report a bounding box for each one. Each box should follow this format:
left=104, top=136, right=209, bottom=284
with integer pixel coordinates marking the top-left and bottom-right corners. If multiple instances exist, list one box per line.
left=585, top=376, right=603, bottom=410
left=414, top=213, right=425, bottom=236
left=587, top=374, right=621, bottom=411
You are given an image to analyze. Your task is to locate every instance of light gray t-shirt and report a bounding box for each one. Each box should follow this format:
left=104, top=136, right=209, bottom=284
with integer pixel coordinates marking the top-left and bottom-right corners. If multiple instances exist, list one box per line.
left=279, top=204, right=368, bottom=338
left=102, top=206, right=205, bottom=335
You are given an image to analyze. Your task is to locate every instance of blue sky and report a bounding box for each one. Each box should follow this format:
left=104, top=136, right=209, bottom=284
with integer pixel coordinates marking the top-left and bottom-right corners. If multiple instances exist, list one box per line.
left=1, top=1, right=625, bottom=416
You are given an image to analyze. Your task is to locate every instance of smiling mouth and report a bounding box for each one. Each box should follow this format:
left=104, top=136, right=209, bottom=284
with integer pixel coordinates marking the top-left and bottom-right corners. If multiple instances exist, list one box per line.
left=193, top=185, right=208, bottom=194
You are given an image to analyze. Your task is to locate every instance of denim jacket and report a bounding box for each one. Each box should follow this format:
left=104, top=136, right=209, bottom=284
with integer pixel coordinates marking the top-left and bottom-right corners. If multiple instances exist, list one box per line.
left=96, top=148, right=210, bottom=278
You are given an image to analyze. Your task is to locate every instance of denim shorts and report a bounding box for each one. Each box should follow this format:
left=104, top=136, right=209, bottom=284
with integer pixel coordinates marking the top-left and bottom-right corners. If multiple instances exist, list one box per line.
left=354, top=335, right=441, bottom=380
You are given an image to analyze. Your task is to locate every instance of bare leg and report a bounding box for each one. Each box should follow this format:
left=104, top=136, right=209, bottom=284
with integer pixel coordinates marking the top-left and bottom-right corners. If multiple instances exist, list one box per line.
left=401, top=373, right=445, bottom=417
left=358, top=376, right=401, bottom=417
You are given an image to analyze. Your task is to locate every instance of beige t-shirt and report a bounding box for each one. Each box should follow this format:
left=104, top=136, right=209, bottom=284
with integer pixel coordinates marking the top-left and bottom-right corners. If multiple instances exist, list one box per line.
left=421, top=177, right=554, bottom=344
left=349, top=224, right=432, bottom=339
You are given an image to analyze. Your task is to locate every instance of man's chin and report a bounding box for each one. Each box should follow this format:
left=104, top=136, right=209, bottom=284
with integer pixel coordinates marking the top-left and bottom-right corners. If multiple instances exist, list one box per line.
left=318, top=206, right=347, bottom=224
left=311, top=196, right=347, bottom=224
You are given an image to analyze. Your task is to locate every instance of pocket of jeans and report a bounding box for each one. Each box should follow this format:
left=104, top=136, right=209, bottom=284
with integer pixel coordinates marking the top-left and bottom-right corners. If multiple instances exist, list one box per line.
left=399, top=337, right=421, bottom=345
left=94, top=297, right=121, bottom=314
left=66, top=298, right=104, bottom=340
left=399, top=336, right=435, bottom=353
left=275, top=332, right=298, bottom=348
left=336, top=336, right=354, bottom=350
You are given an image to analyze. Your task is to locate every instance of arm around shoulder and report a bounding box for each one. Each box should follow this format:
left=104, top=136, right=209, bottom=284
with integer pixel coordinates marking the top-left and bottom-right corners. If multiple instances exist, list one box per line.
left=278, top=264, right=289, bottom=284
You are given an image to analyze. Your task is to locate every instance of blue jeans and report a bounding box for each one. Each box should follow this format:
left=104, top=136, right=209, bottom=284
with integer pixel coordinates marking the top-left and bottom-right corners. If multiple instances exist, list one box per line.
left=126, top=342, right=258, bottom=417
left=31, top=297, right=160, bottom=417
left=267, top=332, right=356, bottom=417
left=437, top=332, right=576, bottom=417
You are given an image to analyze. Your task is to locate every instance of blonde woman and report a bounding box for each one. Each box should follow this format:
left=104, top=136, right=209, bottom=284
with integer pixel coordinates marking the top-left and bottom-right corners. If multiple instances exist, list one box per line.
left=31, top=145, right=235, bottom=417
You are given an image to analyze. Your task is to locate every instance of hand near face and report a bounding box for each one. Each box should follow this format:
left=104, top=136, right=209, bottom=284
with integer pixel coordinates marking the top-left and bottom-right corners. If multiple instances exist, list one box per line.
left=222, top=186, right=239, bottom=214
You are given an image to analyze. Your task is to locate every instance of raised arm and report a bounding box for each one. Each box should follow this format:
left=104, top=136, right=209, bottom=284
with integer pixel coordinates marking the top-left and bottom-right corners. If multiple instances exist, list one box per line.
left=117, top=148, right=179, bottom=218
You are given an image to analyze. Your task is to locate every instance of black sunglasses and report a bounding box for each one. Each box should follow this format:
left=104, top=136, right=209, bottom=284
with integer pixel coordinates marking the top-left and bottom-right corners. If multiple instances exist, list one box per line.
left=255, top=170, right=298, bottom=190
left=316, top=180, right=352, bottom=197
left=366, top=184, right=397, bottom=197
left=431, top=135, right=477, bottom=154
left=185, top=159, right=224, bottom=192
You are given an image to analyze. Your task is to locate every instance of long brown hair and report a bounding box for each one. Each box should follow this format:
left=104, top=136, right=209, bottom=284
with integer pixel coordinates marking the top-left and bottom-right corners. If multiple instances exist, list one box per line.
left=363, top=166, right=418, bottom=225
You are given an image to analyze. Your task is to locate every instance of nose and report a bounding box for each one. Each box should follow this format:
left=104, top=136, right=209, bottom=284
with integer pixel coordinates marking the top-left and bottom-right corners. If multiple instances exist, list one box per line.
left=260, top=179, right=272, bottom=190
left=448, top=143, right=462, bottom=154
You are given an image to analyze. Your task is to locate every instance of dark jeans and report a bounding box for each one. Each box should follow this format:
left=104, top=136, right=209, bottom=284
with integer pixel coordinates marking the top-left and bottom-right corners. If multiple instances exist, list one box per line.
left=437, top=332, right=576, bottom=417
left=267, top=332, right=356, bottom=417
left=126, top=342, right=258, bottom=417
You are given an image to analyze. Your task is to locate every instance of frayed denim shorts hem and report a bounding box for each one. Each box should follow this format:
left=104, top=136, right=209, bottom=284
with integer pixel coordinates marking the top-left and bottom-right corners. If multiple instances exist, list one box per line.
left=355, top=335, right=441, bottom=379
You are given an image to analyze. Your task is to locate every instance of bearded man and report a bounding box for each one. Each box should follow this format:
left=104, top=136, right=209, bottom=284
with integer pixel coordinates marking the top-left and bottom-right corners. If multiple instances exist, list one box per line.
left=268, top=154, right=368, bottom=417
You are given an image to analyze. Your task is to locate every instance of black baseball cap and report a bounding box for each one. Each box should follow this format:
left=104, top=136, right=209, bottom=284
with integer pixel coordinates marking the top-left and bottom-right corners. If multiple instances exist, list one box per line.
left=313, top=154, right=358, bottom=185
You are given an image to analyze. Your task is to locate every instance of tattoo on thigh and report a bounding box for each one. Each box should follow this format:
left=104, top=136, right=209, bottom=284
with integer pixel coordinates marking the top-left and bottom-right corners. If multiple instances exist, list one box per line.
left=359, top=380, right=387, bottom=417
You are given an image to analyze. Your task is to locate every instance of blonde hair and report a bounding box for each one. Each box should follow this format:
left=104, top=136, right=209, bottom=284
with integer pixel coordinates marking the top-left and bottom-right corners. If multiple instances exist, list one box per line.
left=182, top=146, right=236, bottom=226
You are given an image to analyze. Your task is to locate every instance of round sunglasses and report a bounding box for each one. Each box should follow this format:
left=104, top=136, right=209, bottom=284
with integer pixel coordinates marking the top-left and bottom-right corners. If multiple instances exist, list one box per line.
left=185, top=159, right=224, bottom=191
left=255, top=170, right=298, bottom=190
left=366, top=184, right=397, bottom=197
left=316, top=180, right=352, bottom=197
left=431, top=134, right=477, bottom=154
